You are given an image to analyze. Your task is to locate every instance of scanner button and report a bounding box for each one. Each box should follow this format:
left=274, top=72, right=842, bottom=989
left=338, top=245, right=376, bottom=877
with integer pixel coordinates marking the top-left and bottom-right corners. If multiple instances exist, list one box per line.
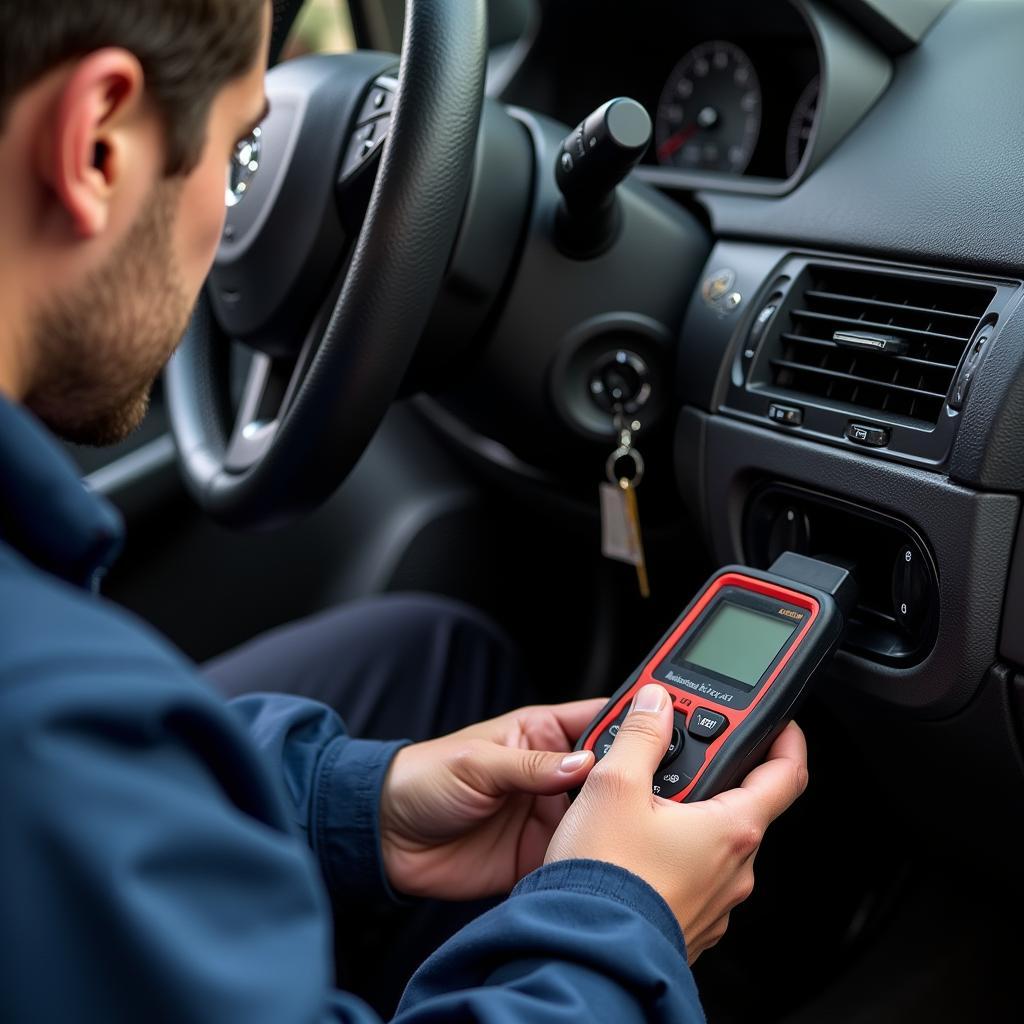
left=653, top=768, right=691, bottom=799
left=593, top=712, right=628, bottom=760
left=594, top=727, right=616, bottom=759
left=688, top=708, right=728, bottom=741
left=659, top=726, right=683, bottom=770
left=658, top=712, right=689, bottom=771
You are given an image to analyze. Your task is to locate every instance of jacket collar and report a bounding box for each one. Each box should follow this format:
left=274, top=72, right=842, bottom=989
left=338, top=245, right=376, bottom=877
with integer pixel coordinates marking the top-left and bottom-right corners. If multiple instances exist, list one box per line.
left=0, top=395, right=124, bottom=590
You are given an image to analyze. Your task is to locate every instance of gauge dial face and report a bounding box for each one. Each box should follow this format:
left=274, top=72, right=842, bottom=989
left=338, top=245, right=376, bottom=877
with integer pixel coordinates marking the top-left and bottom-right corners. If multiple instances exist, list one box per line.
left=655, top=41, right=762, bottom=174
left=786, top=75, right=819, bottom=178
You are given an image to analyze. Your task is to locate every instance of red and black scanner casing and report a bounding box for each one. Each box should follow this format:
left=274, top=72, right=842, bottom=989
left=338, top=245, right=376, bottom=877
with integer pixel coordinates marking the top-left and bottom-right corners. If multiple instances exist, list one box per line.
left=575, top=556, right=852, bottom=803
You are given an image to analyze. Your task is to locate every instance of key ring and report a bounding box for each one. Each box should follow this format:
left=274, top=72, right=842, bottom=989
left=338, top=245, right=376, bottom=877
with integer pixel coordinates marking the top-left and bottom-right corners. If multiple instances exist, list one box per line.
left=606, top=445, right=645, bottom=487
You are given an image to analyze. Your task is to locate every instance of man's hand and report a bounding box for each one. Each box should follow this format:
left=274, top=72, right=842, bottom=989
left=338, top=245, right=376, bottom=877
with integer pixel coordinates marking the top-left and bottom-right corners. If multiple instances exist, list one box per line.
left=546, top=683, right=809, bottom=962
left=379, top=699, right=606, bottom=900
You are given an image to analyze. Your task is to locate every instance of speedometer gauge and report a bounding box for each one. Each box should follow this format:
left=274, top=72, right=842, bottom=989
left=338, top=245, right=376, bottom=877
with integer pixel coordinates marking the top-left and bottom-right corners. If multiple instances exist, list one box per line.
left=655, top=41, right=762, bottom=174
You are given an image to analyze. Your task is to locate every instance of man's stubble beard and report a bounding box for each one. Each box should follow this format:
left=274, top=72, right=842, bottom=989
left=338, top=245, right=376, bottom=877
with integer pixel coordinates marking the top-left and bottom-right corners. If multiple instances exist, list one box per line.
left=25, top=179, right=193, bottom=446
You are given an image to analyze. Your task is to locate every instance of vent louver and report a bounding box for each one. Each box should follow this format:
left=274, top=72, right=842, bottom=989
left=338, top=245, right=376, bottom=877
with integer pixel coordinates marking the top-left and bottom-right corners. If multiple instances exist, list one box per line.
left=768, top=265, right=994, bottom=424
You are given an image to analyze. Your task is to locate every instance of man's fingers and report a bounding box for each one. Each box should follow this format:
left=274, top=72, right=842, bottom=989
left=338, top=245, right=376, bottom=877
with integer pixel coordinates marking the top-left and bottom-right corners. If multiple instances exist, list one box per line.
left=712, top=722, right=809, bottom=829
left=596, top=684, right=673, bottom=785
left=543, top=698, right=613, bottom=744
left=458, top=742, right=596, bottom=798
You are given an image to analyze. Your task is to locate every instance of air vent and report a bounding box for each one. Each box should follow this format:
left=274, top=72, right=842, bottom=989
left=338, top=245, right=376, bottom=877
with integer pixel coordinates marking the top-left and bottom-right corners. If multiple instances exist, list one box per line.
left=768, top=265, right=995, bottom=424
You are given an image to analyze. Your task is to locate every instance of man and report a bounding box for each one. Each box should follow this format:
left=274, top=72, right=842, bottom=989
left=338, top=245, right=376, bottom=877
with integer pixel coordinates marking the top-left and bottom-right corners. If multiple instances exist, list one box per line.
left=0, top=2, right=809, bottom=1021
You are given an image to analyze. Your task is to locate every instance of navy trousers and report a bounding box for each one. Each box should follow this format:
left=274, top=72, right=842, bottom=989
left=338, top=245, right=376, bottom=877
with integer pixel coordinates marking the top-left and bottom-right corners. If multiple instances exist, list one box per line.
left=205, top=593, right=532, bottom=1014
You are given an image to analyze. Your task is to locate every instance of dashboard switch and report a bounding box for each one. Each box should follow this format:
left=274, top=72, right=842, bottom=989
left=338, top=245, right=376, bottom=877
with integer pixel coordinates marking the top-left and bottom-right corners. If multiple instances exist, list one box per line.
left=768, top=403, right=803, bottom=426
left=892, top=543, right=930, bottom=635
left=846, top=422, right=889, bottom=447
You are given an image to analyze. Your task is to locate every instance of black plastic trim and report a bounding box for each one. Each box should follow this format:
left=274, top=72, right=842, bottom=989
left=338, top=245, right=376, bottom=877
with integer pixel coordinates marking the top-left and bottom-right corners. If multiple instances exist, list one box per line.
left=675, top=406, right=1019, bottom=717
left=1001, top=513, right=1024, bottom=670
left=677, top=241, right=1022, bottom=474
left=743, top=482, right=940, bottom=666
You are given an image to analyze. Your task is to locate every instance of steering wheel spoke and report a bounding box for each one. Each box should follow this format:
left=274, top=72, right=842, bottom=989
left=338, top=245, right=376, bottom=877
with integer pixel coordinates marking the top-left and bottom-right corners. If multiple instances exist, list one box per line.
left=167, top=0, right=487, bottom=526
left=224, top=353, right=283, bottom=472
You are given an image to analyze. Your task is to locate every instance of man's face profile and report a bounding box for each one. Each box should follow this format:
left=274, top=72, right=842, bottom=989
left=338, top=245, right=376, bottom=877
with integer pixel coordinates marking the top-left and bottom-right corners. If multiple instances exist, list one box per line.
left=0, top=2, right=271, bottom=446
left=26, top=177, right=190, bottom=445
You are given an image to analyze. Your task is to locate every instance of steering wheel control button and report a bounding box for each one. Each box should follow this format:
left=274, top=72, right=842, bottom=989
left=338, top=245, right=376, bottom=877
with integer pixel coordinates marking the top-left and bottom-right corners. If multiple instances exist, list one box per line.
left=688, top=708, right=728, bottom=741
left=768, top=403, right=803, bottom=426
left=357, top=81, right=396, bottom=125
left=226, top=125, right=262, bottom=208
left=341, top=114, right=392, bottom=181
left=846, top=422, right=890, bottom=448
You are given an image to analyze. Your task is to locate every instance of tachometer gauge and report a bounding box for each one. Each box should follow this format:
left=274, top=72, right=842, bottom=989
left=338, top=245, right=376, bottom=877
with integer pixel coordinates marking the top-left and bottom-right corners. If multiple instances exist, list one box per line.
left=655, top=41, right=761, bottom=174
left=785, top=75, right=819, bottom=178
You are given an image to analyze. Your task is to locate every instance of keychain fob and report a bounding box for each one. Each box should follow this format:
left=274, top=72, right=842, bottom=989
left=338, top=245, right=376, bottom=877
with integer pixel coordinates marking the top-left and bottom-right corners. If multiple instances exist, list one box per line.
left=575, top=552, right=856, bottom=802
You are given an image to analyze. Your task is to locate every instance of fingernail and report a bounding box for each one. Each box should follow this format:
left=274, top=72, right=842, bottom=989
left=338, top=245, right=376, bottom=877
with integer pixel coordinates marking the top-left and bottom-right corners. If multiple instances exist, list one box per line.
left=559, top=751, right=592, bottom=773
left=632, top=684, right=667, bottom=714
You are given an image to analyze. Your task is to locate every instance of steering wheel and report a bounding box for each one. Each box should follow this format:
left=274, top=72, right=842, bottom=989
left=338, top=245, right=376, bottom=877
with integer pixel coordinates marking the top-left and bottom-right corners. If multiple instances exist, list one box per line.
left=166, top=0, right=486, bottom=528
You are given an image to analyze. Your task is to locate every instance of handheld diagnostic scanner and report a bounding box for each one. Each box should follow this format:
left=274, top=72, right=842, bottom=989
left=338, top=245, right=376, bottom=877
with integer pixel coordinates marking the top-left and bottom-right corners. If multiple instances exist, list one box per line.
left=575, top=552, right=857, bottom=802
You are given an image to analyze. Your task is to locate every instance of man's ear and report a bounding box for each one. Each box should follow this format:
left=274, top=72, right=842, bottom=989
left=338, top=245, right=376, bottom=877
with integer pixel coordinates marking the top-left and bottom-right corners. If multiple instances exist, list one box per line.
left=42, top=49, right=150, bottom=239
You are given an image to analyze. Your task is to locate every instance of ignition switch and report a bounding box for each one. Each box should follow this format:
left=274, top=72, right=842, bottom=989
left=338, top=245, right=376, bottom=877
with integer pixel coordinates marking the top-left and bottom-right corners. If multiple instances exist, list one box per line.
left=588, top=350, right=651, bottom=414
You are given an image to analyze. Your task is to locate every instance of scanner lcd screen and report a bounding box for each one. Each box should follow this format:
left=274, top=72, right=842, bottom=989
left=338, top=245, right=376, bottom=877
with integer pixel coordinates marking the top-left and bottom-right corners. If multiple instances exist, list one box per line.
left=674, top=602, right=798, bottom=688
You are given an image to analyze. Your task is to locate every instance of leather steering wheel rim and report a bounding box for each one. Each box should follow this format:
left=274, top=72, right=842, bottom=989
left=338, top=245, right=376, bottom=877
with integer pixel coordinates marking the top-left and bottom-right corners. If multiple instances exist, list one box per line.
left=166, top=0, right=487, bottom=528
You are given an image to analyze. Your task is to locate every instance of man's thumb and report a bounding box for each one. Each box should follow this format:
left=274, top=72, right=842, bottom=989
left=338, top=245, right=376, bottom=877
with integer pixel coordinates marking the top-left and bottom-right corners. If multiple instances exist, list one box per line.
left=600, top=683, right=673, bottom=781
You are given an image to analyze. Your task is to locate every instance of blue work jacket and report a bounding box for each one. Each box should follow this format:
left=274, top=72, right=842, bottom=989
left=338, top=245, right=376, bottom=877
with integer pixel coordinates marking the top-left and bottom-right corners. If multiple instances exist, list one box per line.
left=0, top=395, right=704, bottom=1022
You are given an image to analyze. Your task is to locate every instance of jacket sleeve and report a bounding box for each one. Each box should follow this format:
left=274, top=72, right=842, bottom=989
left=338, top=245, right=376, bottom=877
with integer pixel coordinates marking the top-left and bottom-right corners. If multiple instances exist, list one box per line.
left=229, top=697, right=705, bottom=1024
left=2, top=662, right=704, bottom=1024
left=227, top=692, right=409, bottom=909
left=391, top=859, right=705, bottom=1024
left=0, top=652, right=393, bottom=1024
left=0, top=558, right=704, bottom=1024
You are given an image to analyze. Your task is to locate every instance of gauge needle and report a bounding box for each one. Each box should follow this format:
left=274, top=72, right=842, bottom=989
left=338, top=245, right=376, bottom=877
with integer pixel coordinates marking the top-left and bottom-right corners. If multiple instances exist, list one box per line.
left=657, top=124, right=697, bottom=162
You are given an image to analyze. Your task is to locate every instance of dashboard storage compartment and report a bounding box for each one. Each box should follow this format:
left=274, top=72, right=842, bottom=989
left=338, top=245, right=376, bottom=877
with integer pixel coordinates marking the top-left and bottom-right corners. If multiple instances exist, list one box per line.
left=744, top=484, right=938, bottom=665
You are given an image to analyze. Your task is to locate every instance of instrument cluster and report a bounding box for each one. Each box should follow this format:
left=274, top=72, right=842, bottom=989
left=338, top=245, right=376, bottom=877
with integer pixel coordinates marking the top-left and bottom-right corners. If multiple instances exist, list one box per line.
left=652, top=39, right=819, bottom=180
left=511, top=0, right=822, bottom=187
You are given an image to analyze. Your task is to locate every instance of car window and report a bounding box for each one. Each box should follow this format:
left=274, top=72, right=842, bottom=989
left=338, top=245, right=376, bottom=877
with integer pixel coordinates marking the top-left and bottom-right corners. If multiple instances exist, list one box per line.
left=281, top=0, right=356, bottom=60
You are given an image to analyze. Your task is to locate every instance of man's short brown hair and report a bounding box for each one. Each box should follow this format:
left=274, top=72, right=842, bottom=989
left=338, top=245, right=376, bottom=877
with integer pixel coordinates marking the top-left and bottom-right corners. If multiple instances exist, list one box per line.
left=0, top=0, right=267, bottom=175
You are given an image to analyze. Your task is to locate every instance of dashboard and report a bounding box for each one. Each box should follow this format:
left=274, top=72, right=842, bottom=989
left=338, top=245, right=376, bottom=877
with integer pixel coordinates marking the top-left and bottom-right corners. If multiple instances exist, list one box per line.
left=408, top=7, right=1024, bottom=942
left=434, top=0, right=1024, bottom=737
